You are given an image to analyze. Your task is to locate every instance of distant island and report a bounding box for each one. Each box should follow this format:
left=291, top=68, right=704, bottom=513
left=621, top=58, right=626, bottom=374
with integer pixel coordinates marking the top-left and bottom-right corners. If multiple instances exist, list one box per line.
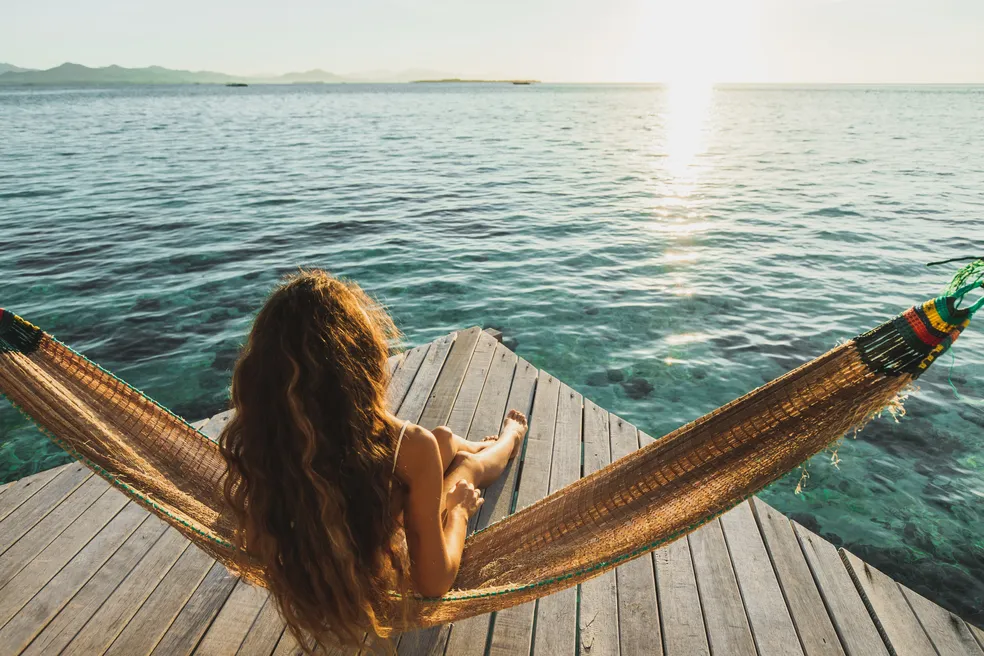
left=413, top=79, right=539, bottom=85
left=0, top=62, right=534, bottom=86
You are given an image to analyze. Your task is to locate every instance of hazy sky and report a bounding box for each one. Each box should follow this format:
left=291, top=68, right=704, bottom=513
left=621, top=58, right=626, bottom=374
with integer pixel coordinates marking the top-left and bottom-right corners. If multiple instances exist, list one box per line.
left=4, top=0, right=983, bottom=82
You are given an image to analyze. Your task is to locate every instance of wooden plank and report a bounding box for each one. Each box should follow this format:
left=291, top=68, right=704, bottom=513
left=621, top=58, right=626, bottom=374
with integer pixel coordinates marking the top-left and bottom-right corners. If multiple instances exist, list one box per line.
left=0, top=464, right=67, bottom=523
left=688, top=519, right=756, bottom=656
left=236, top=594, right=286, bottom=656
left=531, top=383, right=582, bottom=656
left=272, top=630, right=302, bottom=655
left=719, top=501, right=804, bottom=656
left=395, top=333, right=455, bottom=422
left=0, top=487, right=132, bottom=628
left=750, top=499, right=844, bottom=655
left=274, top=629, right=362, bottom=656
left=444, top=330, right=499, bottom=436
left=416, top=326, right=483, bottom=429
left=104, top=543, right=215, bottom=655
left=0, top=472, right=107, bottom=589
left=578, top=400, right=619, bottom=656
left=60, top=527, right=190, bottom=655
left=899, top=584, right=984, bottom=656
left=194, top=580, right=269, bottom=655
left=201, top=410, right=235, bottom=441
left=487, top=371, right=561, bottom=656
left=0, top=503, right=148, bottom=651
left=21, top=515, right=170, bottom=655
left=152, top=561, right=240, bottom=655
left=387, top=344, right=429, bottom=412
left=840, top=549, right=937, bottom=656
left=443, top=352, right=536, bottom=656
left=610, top=417, right=661, bottom=656
left=967, top=622, right=984, bottom=651
left=654, top=534, right=710, bottom=656
left=191, top=418, right=210, bottom=431
left=0, top=463, right=93, bottom=557
left=792, top=522, right=889, bottom=656
left=396, top=330, right=498, bottom=656
left=471, top=354, right=537, bottom=530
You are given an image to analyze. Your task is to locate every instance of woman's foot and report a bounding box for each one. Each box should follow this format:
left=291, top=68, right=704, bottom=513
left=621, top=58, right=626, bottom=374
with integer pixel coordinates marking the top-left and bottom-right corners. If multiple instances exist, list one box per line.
left=501, top=410, right=528, bottom=458
left=479, top=410, right=528, bottom=458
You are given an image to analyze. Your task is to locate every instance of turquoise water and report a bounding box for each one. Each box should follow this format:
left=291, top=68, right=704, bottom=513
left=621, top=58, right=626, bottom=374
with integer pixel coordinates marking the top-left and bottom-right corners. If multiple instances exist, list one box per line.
left=1, top=83, right=982, bottom=622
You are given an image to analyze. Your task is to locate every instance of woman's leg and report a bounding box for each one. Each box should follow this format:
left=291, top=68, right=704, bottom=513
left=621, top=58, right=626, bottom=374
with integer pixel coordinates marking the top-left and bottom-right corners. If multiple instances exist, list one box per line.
left=439, top=410, right=528, bottom=493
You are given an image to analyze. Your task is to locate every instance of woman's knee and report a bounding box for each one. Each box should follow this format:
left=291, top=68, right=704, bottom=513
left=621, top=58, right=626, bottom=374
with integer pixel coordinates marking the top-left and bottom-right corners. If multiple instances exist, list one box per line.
left=432, top=426, right=455, bottom=470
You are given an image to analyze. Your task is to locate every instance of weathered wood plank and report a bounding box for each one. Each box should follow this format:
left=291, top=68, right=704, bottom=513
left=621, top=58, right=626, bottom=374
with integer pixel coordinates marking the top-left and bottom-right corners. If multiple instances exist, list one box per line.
left=899, top=584, right=984, bottom=656
left=387, top=344, right=429, bottom=412
left=201, top=410, right=235, bottom=441
left=104, top=543, right=215, bottom=654
left=654, top=534, right=710, bottom=656
left=395, top=333, right=455, bottom=422
left=443, top=352, right=536, bottom=656
left=689, top=519, right=756, bottom=656
left=0, top=472, right=107, bottom=589
left=0, top=463, right=92, bottom=557
left=0, top=464, right=68, bottom=523
left=967, top=622, right=984, bottom=651
left=0, top=488, right=133, bottom=628
left=578, top=400, right=619, bottom=656
left=792, top=522, right=889, bottom=656
left=236, top=594, right=286, bottom=656
left=396, top=330, right=497, bottom=656
left=21, top=515, right=169, bottom=655
left=471, top=354, right=537, bottom=530
left=444, top=330, right=499, bottom=436
left=416, top=326, right=482, bottom=430
left=531, top=383, right=582, bottom=656
left=61, top=527, right=190, bottom=655
left=487, top=371, right=561, bottom=656
left=0, top=503, right=148, bottom=652
left=152, top=561, right=240, bottom=655
left=719, top=501, right=804, bottom=656
left=611, top=418, right=661, bottom=656
left=194, top=580, right=270, bottom=655
left=750, top=499, right=844, bottom=655
left=840, top=549, right=936, bottom=656
left=192, top=418, right=211, bottom=431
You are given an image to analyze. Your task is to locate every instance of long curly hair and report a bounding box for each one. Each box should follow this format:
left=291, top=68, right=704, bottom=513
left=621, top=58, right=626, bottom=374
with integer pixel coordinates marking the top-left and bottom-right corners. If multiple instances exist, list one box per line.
left=219, top=270, right=410, bottom=650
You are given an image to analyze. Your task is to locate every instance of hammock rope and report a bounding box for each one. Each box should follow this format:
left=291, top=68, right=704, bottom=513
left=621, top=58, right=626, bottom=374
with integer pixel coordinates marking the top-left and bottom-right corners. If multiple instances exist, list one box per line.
left=0, top=263, right=979, bottom=629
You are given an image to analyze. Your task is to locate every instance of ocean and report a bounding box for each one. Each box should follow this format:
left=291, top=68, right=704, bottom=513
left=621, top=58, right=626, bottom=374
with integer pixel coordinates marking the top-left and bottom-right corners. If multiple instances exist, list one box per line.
left=1, top=83, right=982, bottom=622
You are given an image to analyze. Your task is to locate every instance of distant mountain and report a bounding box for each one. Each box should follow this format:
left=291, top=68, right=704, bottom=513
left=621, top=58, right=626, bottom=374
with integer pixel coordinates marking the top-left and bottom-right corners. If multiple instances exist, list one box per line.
left=0, top=63, right=243, bottom=85
left=272, top=69, right=347, bottom=83
left=0, top=62, right=477, bottom=86
left=0, top=63, right=34, bottom=74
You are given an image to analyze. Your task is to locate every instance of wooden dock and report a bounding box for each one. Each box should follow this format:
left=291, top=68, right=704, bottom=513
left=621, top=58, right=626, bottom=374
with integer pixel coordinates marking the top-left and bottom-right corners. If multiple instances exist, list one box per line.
left=0, top=326, right=982, bottom=655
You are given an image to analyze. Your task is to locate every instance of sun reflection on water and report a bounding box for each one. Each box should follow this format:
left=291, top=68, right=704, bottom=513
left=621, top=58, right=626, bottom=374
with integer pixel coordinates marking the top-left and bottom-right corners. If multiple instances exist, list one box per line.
left=664, top=81, right=713, bottom=185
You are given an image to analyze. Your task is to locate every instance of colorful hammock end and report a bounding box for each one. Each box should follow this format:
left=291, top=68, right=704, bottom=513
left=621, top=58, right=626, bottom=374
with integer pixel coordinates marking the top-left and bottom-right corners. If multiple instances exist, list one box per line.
left=856, top=289, right=976, bottom=378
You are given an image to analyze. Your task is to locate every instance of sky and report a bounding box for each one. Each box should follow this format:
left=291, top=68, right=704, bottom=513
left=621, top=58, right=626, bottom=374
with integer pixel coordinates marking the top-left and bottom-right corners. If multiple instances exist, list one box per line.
left=3, top=0, right=983, bottom=83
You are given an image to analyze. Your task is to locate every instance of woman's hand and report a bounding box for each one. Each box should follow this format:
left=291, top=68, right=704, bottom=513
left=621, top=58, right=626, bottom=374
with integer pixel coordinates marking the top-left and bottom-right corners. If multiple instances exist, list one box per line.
left=446, top=479, right=483, bottom=517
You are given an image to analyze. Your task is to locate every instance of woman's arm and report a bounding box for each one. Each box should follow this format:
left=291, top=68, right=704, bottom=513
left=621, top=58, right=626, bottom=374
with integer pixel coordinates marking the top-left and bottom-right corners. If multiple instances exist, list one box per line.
left=397, top=427, right=482, bottom=597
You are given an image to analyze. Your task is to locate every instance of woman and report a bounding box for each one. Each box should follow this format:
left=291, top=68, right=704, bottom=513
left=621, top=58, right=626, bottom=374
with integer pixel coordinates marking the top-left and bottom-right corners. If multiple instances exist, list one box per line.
left=219, top=270, right=528, bottom=650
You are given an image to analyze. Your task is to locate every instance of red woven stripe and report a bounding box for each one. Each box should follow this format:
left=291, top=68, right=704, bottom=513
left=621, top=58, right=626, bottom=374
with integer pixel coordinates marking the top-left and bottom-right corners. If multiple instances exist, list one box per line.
left=903, top=308, right=937, bottom=345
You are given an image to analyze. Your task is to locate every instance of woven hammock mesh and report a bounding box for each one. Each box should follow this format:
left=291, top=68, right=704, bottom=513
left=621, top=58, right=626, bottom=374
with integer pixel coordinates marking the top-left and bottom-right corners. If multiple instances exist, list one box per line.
left=0, top=295, right=970, bottom=629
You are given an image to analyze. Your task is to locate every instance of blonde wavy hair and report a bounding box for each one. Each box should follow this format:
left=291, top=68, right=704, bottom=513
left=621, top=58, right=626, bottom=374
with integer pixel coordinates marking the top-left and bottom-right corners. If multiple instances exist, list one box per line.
left=219, top=270, right=410, bottom=650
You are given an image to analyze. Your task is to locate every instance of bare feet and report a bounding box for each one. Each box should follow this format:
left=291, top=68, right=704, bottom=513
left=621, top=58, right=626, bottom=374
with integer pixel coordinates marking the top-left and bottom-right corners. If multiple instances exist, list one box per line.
left=501, top=409, right=528, bottom=459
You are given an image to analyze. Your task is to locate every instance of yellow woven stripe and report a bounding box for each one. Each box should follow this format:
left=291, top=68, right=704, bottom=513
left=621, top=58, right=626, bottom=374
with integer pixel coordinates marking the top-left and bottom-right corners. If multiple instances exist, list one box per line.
left=923, top=302, right=951, bottom=333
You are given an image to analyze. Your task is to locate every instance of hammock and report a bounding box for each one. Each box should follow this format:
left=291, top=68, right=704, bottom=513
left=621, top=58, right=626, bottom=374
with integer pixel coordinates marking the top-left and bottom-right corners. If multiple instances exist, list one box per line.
left=0, top=273, right=980, bottom=630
